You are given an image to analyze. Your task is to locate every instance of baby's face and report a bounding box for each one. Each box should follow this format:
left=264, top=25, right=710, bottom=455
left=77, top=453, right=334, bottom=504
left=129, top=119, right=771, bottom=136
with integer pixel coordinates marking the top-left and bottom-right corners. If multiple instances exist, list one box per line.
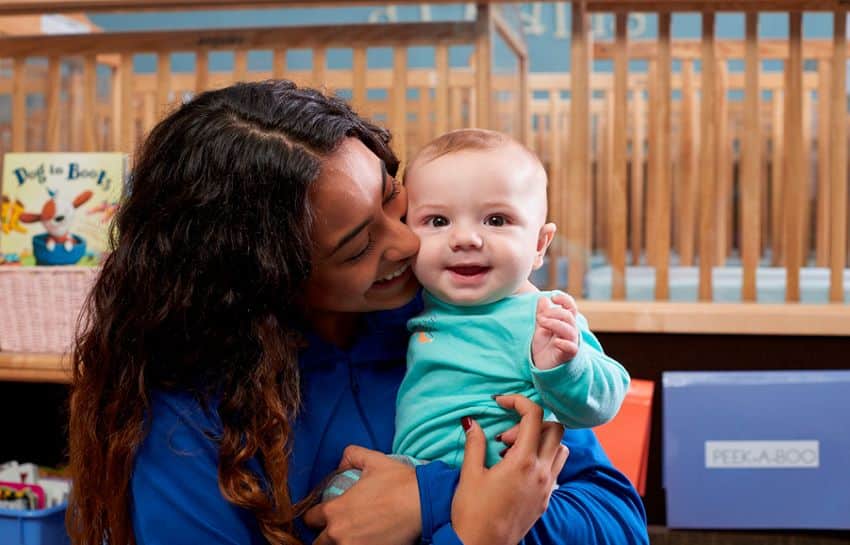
left=405, top=145, right=552, bottom=306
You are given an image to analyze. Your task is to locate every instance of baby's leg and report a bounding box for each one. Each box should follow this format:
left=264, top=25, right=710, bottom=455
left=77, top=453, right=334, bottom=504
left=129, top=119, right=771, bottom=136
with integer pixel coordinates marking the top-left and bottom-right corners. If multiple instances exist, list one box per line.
left=321, top=454, right=422, bottom=501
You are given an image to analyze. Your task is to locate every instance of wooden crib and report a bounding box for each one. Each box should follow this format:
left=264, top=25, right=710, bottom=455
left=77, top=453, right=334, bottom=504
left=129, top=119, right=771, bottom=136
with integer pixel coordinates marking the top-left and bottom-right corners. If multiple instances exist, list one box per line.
left=0, top=0, right=848, bottom=355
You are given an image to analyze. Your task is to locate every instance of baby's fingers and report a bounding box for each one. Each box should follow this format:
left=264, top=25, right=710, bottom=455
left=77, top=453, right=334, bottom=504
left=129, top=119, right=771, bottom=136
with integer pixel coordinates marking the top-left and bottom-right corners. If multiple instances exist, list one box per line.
left=537, top=317, right=577, bottom=341
left=535, top=296, right=549, bottom=318
left=552, top=292, right=578, bottom=316
left=540, top=305, right=576, bottom=327
left=553, top=338, right=579, bottom=357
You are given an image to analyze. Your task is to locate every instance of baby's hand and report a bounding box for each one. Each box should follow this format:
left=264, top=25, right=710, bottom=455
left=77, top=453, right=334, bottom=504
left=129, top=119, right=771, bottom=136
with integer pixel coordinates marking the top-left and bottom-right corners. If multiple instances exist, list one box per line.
left=531, top=293, right=579, bottom=370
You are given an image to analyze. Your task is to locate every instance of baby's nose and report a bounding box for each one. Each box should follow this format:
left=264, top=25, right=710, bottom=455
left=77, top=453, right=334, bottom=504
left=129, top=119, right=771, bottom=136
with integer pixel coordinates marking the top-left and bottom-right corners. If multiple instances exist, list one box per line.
left=450, top=227, right=483, bottom=250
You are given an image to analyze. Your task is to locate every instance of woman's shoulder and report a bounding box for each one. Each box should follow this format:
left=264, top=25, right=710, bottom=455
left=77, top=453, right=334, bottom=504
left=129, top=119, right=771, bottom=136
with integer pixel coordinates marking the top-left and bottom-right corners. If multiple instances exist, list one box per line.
left=135, top=389, right=221, bottom=470
left=132, top=389, right=266, bottom=544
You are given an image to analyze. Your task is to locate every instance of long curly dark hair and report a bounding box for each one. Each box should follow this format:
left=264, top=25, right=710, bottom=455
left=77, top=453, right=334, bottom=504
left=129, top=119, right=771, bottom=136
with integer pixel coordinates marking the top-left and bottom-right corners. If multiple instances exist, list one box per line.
left=68, top=80, right=399, bottom=545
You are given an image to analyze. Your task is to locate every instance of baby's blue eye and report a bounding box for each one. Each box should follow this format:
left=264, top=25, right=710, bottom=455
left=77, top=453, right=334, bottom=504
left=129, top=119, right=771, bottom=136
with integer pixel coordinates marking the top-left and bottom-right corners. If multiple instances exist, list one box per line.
left=430, top=216, right=449, bottom=227
left=486, top=215, right=506, bottom=227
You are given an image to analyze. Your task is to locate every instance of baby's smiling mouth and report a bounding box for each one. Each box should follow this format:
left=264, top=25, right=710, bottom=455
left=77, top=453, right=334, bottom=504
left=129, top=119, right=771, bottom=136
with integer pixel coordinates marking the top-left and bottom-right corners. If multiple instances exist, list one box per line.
left=447, top=265, right=491, bottom=276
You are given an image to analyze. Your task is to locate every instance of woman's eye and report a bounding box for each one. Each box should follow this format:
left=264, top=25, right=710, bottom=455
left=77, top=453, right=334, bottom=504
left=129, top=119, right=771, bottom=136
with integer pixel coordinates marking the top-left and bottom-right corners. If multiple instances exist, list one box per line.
left=429, top=216, right=449, bottom=227
left=485, top=215, right=506, bottom=227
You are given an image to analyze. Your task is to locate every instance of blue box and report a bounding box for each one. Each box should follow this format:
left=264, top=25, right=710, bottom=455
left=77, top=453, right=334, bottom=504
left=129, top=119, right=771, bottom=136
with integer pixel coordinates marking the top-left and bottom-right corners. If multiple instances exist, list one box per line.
left=663, top=370, right=850, bottom=529
left=0, top=503, right=70, bottom=545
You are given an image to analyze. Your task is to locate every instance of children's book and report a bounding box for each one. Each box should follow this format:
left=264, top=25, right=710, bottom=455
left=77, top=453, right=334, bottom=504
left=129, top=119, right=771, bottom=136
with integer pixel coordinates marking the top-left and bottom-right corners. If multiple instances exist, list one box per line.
left=1, top=152, right=126, bottom=266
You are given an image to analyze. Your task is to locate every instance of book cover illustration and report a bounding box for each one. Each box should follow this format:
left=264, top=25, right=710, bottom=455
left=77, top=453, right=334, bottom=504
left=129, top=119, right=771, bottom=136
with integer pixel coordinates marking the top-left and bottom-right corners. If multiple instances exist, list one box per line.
left=1, top=152, right=125, bottom=266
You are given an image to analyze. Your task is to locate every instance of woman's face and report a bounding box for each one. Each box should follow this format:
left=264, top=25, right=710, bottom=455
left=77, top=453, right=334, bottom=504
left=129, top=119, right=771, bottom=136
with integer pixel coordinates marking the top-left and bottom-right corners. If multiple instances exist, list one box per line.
left=302, top=138, right=420, bottom=315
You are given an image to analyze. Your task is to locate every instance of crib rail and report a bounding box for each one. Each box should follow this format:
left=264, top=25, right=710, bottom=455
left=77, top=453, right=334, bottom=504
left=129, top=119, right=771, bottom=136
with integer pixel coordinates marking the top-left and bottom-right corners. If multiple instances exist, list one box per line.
left=0, top=0, right=848, bottom=337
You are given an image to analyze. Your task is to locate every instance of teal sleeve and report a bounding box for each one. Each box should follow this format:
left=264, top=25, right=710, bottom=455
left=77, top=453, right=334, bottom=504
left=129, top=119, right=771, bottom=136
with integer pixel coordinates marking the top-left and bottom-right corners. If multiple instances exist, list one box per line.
left=530, top=313, right=630, bottom=428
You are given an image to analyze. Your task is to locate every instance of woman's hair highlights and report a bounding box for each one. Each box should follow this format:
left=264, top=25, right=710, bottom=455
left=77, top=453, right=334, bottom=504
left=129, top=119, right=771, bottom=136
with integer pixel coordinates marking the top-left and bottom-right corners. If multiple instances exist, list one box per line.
left=68, top=80, right=398, bottom=545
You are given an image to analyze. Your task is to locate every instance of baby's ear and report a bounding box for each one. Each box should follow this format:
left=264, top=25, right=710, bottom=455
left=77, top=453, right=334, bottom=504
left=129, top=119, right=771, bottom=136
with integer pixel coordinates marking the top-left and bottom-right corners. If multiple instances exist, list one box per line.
left=533, top=223, right=557, bottom=270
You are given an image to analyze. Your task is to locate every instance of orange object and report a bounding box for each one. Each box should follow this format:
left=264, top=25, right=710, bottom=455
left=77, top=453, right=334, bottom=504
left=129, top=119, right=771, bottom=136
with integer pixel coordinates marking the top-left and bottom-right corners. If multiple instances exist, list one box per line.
left=593, top=379, right=654, bottom=496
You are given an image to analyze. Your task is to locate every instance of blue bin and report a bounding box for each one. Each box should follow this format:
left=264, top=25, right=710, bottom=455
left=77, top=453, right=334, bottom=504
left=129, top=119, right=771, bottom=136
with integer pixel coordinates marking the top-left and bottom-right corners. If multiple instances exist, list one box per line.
left=0, top=503, right=70, bottom=545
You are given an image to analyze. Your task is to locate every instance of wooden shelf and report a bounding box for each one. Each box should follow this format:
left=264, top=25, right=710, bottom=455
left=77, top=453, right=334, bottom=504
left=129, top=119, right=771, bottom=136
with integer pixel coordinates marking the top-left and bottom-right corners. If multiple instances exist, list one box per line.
left=580, top=301, right=850, bottom=336
left=0, top=352, right=70, bottom=383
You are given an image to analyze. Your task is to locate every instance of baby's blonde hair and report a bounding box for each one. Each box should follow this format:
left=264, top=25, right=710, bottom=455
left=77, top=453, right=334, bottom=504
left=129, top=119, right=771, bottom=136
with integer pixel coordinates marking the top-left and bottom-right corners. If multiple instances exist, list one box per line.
left=407, top=128, right=543, bottom=175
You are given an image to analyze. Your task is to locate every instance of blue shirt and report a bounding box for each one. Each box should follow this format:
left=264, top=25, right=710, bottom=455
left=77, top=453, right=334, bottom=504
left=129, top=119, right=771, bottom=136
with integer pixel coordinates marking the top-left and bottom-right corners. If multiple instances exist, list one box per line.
left=131, top=294, right=648, bottom=544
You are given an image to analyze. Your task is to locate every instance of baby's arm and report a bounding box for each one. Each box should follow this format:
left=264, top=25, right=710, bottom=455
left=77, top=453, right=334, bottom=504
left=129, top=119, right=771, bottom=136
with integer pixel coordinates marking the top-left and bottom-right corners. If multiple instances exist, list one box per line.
left=531, top=292, right=630, bottom=428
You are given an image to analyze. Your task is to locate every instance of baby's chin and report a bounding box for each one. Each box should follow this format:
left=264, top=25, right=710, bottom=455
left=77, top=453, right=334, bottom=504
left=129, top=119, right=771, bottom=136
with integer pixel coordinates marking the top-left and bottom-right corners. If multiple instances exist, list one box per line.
left=425, top=285, right=516, bottom=307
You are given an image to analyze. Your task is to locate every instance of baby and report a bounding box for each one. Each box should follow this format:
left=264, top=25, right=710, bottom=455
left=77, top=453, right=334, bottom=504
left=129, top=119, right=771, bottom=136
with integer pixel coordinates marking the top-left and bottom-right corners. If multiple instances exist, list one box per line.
left=324, top=129, right=629, bottom=497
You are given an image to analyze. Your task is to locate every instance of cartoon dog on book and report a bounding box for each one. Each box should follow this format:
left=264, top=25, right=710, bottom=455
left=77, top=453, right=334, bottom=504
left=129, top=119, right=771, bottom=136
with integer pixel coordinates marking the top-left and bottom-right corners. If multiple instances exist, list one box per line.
left=19, top=189, right=93, bottom=264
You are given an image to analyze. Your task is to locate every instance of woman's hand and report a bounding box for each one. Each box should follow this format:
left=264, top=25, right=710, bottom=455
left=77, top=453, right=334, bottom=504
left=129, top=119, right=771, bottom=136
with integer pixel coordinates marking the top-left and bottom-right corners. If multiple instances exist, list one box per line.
left=303, top=446, right=421, bottom=545
left=452, top=395, right=569, bottom=545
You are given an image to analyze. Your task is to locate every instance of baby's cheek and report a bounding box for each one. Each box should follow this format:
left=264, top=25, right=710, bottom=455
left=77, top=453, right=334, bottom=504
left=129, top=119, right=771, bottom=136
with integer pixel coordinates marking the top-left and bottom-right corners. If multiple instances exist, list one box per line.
left=410, top=241, right=439, bottom=290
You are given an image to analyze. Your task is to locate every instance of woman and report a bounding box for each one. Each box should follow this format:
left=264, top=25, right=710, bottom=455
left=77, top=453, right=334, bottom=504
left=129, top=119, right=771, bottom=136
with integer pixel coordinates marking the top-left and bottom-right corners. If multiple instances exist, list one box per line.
left=68, top=80, right=647, bottom=545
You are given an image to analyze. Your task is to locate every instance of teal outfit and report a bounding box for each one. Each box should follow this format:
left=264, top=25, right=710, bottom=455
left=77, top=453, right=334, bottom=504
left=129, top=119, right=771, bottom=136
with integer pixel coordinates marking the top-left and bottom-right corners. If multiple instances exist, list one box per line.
left=393, top=290, right=630, bottom=468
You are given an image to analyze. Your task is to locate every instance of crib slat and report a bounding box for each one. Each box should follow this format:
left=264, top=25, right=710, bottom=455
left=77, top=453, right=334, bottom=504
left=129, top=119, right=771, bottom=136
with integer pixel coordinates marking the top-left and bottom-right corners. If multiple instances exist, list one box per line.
left=109, top=66, right=120, bottom=151
left=770, top=90, right=784, bottom=266
left=12, top=57, right=26, bottom=152
left=475, top=3, right=492, bottom=129
left=417, top=87, right=431, bottom=149
left=392, top=46, right=407, bottom=166
left=568, top=1, right=590, bottom=297
left=519, top=52, right=530, bottom=147
left=784, top=12, right=804, bottom=302
left=435, top=43, right=449, bottom=136
left=312, top=47, right=326, bottom=88
left=272, top=47, right=286, bottom=79
left=67, top=71, right=80, bottom=152
left=699, top=12, right=717, bottom=301
left=611, top=11, right=628, bottom=300
left=83, top=55, right=98, bottom=152
left=801, top=81, right=813, bottom=263
left=595, top=97, right=608, bottom=256
left=548, top=91, right=562, bottom=290
left=816, top=60, right=831, bottom=267
left=352, top=46, right=366, bottom=114
left=646, top=60, right=658, bottom=268
left=234, top=48, right=248, bottom=83
left=831, top=9, right=848, bottom=302
left=679, top=59, right=698, bottom=267
left=156, top=53, right=171, bottom=124
left=654, top=13, right=672, bottom=300
left=716, top=60, right=730, bottom=267
left=742, top=12, right=761, bottom=302
left=195, top=48, right=209, bottom=93
left=45, top=56, right=61, bottom=151
left=142, top=92, right=155, bottom=142
left=120, top=52, right=134, bottom=155
left=631, top=84, right=645, bottom=266
left=451, top=86, right=463, bottom=130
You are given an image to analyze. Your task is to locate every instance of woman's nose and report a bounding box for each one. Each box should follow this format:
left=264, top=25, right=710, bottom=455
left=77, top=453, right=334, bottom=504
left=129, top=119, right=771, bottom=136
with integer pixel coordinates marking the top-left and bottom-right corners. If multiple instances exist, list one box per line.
left=450, top=226, right=483, bottom=251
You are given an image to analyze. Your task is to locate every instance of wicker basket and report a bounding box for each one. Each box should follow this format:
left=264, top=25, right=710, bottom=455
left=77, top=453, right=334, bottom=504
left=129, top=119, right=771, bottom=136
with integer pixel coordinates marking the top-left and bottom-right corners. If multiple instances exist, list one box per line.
left=0, top=266, right=99, bottom=353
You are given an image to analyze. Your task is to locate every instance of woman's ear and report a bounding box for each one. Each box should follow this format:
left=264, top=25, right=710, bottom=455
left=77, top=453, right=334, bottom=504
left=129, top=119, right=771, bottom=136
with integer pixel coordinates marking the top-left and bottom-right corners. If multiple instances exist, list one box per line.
left=533, top=223, right=557, bottom=270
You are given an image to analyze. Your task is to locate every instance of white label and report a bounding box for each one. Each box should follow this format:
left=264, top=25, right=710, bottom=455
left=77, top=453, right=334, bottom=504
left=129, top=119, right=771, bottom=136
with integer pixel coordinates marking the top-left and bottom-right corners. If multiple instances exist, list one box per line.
left=705, top=440, right=820, bottom=469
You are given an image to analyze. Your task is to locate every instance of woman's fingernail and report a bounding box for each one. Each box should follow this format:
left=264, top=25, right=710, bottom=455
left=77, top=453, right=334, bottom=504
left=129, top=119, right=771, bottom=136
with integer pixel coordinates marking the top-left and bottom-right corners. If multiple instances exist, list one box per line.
left=491, top=393, right=509, bottom=400
left=461, top=416, right=473, bottom=431
left=495, top=433, right=503, bottom=442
